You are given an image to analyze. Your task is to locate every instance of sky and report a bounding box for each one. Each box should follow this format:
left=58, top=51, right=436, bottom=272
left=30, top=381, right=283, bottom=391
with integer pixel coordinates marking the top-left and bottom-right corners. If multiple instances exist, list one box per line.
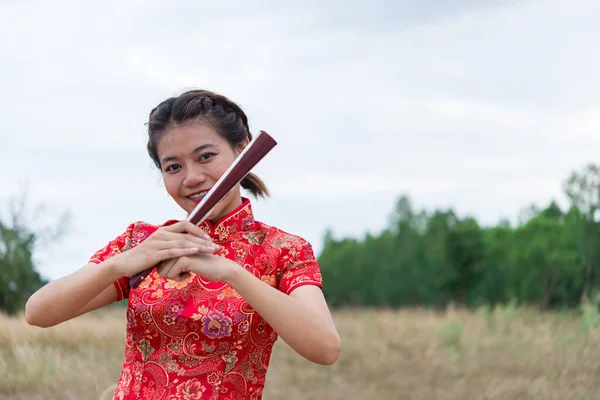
left=1, top=0, right=600, bottom=280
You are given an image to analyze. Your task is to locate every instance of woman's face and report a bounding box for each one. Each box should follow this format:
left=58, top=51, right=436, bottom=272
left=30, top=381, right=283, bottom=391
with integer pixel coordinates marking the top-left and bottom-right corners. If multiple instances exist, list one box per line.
left=156, top=122, right=245, bottom=222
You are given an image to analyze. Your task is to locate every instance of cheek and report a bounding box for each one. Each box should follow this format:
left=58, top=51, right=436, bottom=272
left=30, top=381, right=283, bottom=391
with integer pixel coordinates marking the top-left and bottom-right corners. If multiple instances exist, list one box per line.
left=209, top=159, right=232, bottom=181
left=163, top=175, right=180, bottom=197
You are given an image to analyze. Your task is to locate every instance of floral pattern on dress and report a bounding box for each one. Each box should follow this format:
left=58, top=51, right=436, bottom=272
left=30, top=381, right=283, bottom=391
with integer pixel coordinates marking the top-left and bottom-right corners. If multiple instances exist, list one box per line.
left=88, top=198, right=322, bottom=399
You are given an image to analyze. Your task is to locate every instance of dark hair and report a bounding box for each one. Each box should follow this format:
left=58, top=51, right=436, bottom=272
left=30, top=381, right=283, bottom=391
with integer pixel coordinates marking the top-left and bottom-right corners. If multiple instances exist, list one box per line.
left=147, top=89, right=269, bottom=198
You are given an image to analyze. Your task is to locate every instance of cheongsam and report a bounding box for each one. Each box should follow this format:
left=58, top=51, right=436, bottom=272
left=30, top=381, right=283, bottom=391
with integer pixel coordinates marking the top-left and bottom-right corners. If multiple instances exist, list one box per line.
left=88, top=198, right=322, bottom=399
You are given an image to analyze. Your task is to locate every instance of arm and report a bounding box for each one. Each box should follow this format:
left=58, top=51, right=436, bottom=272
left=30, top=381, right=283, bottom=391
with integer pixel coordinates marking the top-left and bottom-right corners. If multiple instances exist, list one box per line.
left=26, top=221, right=217, bottom=328
left=25, top=260, right=123, bottom=328
left=225, top=267, right=341, bottom=365
left=159, top=254, right=341, bottom=365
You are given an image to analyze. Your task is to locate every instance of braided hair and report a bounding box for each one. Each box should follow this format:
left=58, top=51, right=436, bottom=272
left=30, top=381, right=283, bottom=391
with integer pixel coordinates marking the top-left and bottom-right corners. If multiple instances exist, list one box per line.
left=146, top=89, right=269, bottom=198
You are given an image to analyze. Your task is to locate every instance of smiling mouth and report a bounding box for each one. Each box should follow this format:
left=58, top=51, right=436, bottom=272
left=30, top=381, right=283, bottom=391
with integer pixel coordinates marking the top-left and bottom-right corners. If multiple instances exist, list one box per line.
left=188, top=190, right=210, bottom=200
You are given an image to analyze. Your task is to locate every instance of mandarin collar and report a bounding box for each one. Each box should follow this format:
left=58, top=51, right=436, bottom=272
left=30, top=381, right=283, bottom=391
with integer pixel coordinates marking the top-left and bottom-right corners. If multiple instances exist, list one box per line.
left=197, top=197, right=255, bottom=242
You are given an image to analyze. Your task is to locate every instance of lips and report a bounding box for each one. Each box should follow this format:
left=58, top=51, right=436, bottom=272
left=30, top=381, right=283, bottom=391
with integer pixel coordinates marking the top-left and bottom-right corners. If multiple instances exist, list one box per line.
left=187, top=189, right=210, bottom=202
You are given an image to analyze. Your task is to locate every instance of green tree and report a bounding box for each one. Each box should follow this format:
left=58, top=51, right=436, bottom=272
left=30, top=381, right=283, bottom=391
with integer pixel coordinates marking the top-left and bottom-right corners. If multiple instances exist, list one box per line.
left=512, top=211, right=580, bottom=308
left=563, top=163, right=600, bottom=300
left=0, top=223, right=42, bottom=314
left=439, top=217, right=485, bottom=304
left=473, top=224, right=514, bottom=306
left=0, top=189, right=69, bottom=315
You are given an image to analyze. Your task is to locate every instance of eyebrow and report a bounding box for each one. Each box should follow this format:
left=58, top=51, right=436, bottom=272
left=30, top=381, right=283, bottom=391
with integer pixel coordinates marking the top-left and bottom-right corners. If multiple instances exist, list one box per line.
left=160, top=143, right=218, bottom=165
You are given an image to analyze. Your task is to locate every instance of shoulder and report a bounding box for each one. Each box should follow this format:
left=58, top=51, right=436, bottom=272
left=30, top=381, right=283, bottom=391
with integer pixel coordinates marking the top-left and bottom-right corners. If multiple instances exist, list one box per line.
left=255, top=220, right=316, bottom=258
left=127, top=219, right=184, bottom=244
left=254, top=222, right=323, bottom=293
left=114, top=219, right=176, bottom=246
left=88, top=220, right=160, bottom=264
left=129, top=220, right=164, bottom=239
left=123, top=220, right=159, bottom=238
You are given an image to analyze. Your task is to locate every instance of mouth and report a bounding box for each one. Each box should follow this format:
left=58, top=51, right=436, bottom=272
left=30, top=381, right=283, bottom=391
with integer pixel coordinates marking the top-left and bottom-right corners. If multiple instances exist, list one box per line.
left=187, top=189, right=210, bottom=202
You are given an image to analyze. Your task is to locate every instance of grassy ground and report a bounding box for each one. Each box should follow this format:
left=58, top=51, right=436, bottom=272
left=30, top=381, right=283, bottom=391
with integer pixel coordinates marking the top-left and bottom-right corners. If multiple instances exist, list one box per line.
left=1, top=305, right=600, bottom=399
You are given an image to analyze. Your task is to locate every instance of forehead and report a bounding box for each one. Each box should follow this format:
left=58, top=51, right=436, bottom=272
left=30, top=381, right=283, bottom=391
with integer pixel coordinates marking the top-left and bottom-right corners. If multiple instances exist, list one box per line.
left=156, top=123, right=226, bottom=155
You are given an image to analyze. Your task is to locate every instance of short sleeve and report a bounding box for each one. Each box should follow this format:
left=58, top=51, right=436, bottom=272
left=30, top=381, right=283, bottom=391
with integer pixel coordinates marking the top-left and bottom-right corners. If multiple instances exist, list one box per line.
left=88, top=223, right=137, bottom=301
left=278, top=236, right=323, bottom=295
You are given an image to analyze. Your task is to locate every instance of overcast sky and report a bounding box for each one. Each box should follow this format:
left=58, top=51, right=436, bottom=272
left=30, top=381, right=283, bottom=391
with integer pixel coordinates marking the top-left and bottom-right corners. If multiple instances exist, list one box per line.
left=2, top=0, right=600, bottom=281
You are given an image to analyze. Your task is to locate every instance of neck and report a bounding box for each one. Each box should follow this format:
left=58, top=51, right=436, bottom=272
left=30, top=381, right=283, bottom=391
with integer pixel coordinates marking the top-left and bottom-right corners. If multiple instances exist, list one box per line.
left=208, top=193, right=243, bottom=224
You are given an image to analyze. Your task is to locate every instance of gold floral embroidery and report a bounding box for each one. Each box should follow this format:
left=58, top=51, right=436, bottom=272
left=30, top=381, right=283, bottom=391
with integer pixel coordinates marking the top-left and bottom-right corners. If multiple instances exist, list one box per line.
left=137, top=340, right=154, bottom=361
left=169, top=339, right=183, bottom=354
left=217, top=287, right=240, bottom=300
left=191, top=305, right=209, bottom=321
left=169, top=378, right=206, bottom=400
left=213, top=223, right=229, bottom=242
left=164, top=275, right=195, bottom=289
left=222, top=351, right=238, bottom=373
left=246, top=231, right=266, bottom=245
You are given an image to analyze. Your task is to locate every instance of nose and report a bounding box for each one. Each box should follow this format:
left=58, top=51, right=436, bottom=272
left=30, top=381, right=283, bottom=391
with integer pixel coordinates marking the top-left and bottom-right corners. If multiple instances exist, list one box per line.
left=182, top=165, right=207, bottom=188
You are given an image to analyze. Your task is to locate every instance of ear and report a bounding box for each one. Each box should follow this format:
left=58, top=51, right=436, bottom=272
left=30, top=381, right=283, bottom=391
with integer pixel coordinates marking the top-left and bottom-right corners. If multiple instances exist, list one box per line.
left=236, top=136, right=250, bottom=154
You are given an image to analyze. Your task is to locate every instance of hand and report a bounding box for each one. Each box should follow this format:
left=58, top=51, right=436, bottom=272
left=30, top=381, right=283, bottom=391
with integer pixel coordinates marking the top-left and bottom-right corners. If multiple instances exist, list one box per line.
left=112, top=221, right=219, bottom=277
left=157, top=253, right=239, bottom=283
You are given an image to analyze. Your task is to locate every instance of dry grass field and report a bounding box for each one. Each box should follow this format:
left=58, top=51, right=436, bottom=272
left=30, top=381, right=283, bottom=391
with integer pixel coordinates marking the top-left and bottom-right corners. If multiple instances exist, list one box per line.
left=1, top=305, right=600, bottom=400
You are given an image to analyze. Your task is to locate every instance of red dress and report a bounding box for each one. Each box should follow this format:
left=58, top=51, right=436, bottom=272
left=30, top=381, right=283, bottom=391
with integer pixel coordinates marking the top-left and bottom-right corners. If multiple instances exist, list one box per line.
left=89, top=198, right=322, bottom=400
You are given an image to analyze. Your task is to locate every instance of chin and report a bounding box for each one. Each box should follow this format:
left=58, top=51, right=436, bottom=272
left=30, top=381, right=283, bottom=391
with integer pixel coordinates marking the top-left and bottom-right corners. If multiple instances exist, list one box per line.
left=206, top=208, right=224, bottom=222
left=175, top=199, right=197, bottom=215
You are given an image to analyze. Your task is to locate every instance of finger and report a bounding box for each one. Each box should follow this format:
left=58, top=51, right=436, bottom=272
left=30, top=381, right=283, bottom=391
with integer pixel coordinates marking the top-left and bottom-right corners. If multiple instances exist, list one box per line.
left=158, top=247, right=200, bottom=261
left=174, top=235, right=219, bottom=251
left=153, top=230, right=216, bottom=252
left=150, top=230, right=209, bottom=246
left=166, top=257, right=190, bottom=281
left=157, top=259, right=175, bottom=278
left=157, top=239, right=221, bottom=254
left=155, top=238, right=220, bottom=254
left=177, top=272, right=191, bottom=281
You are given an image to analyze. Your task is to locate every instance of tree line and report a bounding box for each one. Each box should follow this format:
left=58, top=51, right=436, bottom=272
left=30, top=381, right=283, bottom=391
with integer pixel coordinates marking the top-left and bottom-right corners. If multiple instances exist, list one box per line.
left=319, top=163, right=600, bottom=310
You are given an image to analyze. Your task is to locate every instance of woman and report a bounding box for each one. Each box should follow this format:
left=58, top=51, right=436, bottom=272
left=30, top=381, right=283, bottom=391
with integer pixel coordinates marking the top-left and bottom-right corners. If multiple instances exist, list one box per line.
left=25, top=89, right=341, bottom=399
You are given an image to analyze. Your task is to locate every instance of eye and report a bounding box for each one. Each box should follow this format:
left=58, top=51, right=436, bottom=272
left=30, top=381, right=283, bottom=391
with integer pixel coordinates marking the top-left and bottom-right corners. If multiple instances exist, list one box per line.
left=164, top=163, right=181, bottom=173
left=198, top=152, right=216, bottom=162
